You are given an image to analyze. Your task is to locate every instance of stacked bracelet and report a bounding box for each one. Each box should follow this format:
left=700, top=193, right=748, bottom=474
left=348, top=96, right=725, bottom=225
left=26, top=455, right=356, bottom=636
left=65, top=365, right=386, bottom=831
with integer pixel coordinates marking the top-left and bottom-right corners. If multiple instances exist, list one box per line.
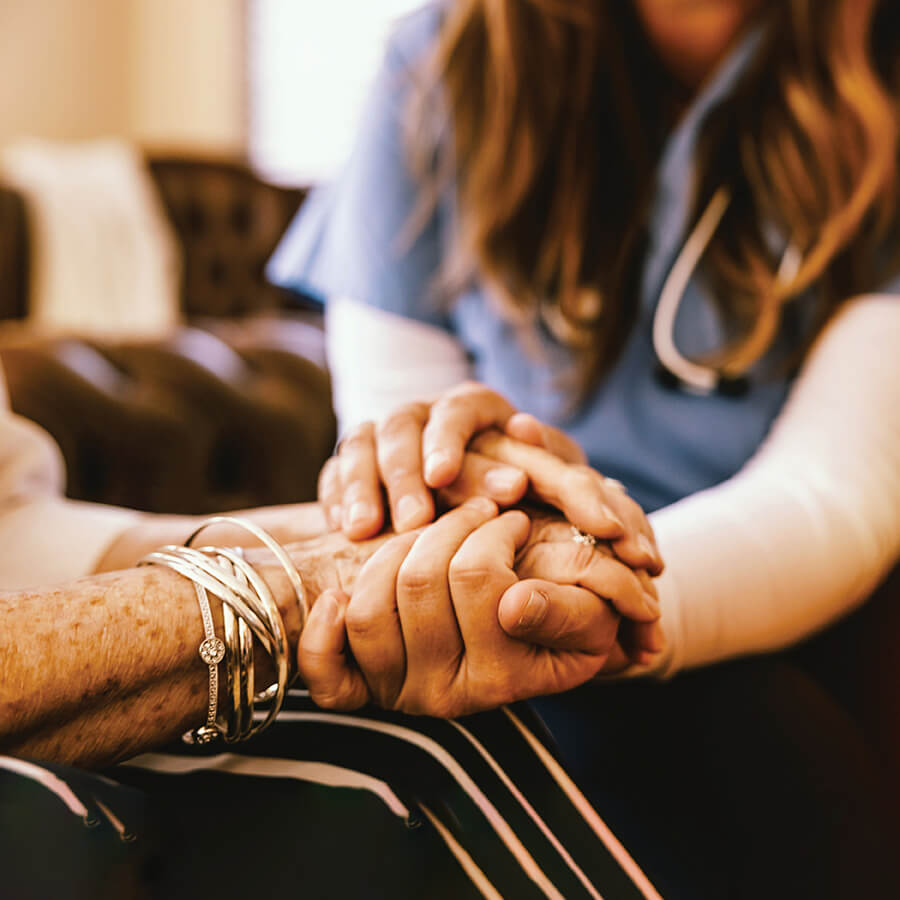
left=139, top=517, right=305, bottom=745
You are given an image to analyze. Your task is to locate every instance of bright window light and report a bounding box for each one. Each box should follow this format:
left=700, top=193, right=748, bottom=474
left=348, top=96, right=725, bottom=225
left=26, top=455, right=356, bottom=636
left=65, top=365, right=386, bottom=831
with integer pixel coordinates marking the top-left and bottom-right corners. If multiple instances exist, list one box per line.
left=249, top=0, right=423, bottom=185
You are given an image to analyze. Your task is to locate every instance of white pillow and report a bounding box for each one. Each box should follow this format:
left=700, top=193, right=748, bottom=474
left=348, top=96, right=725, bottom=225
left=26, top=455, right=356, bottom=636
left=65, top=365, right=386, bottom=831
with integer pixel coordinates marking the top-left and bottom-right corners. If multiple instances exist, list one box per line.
left=1, top=138, right=182, bottom=339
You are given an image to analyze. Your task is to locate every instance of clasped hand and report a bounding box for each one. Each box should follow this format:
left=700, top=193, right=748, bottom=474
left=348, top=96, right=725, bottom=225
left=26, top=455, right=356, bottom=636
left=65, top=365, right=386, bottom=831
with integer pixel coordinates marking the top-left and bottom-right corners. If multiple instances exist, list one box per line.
left=302, top=382, right=665, bottom=717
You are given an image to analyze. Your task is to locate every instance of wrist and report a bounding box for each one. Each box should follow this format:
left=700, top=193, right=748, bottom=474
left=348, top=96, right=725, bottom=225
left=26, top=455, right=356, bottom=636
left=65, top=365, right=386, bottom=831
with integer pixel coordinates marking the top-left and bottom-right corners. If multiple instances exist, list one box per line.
left=251, top=529, right=393, bottom=653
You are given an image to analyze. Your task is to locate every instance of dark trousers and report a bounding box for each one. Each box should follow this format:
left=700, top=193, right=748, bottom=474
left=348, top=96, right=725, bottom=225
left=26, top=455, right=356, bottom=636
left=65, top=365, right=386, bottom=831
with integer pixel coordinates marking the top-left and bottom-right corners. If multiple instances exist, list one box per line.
left=536, top=656, right=900, bottom=899
left=3, top=657, right=897, bottom=900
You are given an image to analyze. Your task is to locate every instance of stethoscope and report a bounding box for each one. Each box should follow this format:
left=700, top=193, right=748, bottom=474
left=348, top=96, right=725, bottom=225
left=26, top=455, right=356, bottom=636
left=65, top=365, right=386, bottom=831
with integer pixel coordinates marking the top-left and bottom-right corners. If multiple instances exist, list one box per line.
left=651, top=185, right=802, bottom=396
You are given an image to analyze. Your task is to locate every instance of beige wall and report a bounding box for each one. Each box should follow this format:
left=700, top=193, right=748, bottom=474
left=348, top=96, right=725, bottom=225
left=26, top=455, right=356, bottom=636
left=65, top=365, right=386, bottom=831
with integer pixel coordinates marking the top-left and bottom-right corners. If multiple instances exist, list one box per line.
left=130, top=0, right=246, bottom=155
left=0, top=0, right=132, bottom=145
left=0, top=0, right=245, bottom=155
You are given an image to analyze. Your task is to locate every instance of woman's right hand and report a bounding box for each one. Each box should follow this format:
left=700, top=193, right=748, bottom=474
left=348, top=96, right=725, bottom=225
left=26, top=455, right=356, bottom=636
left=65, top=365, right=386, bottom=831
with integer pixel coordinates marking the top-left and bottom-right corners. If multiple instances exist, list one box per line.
left=298, top=500, right=634, bottom=716
left=318, top=381, right=662, bottom=574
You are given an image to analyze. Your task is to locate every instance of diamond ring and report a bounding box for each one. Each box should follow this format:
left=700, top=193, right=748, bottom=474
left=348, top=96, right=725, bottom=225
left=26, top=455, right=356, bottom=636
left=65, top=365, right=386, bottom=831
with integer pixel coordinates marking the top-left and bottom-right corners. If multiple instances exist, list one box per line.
left=571, top=526, right=599, bottom=547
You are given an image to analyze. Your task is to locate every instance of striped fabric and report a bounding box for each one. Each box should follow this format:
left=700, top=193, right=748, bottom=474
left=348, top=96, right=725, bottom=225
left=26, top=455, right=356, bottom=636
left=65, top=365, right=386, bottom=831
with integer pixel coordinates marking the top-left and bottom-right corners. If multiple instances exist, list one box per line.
left=0, top=695, right=662, bottom=899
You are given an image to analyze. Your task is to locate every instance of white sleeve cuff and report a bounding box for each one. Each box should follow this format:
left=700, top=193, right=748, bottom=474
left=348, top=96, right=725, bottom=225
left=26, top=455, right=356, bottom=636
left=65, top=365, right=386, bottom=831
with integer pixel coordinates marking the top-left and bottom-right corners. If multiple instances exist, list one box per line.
left=0, top=496, right=139, bottom=589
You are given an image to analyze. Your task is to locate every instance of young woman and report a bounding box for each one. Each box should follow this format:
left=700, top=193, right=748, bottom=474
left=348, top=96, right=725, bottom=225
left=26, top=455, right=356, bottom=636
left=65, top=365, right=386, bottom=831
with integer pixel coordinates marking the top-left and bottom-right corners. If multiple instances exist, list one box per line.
left=269, top=0, right=900, bottom=896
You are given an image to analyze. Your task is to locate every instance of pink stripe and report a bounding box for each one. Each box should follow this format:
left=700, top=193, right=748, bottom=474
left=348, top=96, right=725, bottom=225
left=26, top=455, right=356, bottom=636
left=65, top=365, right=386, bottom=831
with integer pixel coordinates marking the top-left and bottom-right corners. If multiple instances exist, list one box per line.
left=450, top=719, right=605, bottom=900
left=504, top=708, right=664, bottom=900
left=273, top=710, right=566, bottom=899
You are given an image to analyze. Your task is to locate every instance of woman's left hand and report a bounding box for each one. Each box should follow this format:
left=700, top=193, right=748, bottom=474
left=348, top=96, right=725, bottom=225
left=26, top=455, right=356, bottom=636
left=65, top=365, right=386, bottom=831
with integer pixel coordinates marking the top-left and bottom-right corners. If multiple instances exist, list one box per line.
left=298, top=500, right=659, bottom=716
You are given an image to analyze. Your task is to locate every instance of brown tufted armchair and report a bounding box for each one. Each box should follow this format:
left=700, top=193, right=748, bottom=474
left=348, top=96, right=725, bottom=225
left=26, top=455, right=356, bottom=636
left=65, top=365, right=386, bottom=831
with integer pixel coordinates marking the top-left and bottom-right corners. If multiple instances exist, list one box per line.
left=0, top=156, right=337, bottom=513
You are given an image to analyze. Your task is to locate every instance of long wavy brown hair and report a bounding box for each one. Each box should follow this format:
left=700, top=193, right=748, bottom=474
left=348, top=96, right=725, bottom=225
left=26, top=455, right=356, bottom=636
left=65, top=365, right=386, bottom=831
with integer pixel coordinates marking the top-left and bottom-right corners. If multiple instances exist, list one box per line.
left=409, top=0, right=900, bottom=390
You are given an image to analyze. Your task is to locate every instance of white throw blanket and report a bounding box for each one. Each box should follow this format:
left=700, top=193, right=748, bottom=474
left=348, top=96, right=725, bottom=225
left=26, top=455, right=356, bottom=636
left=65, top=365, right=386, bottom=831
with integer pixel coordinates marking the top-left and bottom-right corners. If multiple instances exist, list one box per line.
left=0, top=139, right=181, bottom=338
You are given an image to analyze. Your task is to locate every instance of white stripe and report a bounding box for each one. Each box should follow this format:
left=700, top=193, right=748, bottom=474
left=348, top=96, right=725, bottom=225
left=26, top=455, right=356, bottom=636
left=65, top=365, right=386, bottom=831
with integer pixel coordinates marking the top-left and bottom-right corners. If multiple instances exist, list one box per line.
left=270, top=710, right=566, bottom=900
left=449, top=719, right=605, bottom=900
left=420, top=803, right=504, bottom=900
left=503, top=708, right=664, bottom=900
left=0, top=755, right=89, bottom=820
left=94, top=797, right=133, bottom=841
left=125, top=752, right=410, bottom=821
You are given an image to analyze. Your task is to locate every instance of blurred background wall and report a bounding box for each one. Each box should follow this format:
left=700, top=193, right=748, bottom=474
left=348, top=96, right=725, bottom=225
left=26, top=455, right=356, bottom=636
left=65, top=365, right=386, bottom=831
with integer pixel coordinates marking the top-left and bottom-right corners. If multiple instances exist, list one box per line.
left=0, top=0, right=246, bottom=155
left=0, top=0, right=423, bottom=181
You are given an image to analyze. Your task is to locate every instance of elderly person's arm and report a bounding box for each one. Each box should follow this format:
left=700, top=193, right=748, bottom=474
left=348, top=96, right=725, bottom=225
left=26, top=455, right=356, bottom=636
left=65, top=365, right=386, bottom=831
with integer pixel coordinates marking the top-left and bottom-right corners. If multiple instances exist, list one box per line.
left=2, top=501, right=655, bottom=768
left=0, top=528, right=369, bottom=768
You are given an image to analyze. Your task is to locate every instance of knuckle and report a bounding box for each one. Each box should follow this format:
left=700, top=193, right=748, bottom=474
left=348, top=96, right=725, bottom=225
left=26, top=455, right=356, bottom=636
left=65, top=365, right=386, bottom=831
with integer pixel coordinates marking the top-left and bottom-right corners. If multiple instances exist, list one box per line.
left=448, top=548, right=498, bottom=590
left=342, top=479, right=376, bottom=505
left=377, top=446, right=421, bottom=481
left=572, top=542, right=598, bottom=571
left=344, top=603, right=383, bottom=642
left=377, top=405, right=426, bottom=438
left=451, top=379, right=487, bottom=399
left=397, top=560, right=439, bottom=597
left=340, top=422, right=375, bottom=453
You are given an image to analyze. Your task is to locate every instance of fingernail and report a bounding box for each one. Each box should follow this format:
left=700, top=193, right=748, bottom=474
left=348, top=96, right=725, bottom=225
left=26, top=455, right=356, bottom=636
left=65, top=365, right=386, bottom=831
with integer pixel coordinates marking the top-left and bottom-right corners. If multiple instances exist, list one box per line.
left=425, top=450, right=453, bottom=482
left=318, top=592, right=341, bottom=625
left=517, top=590, right=549, bottom=629
left=395, top=494, right=427, bottom=530
left=347, top=501, right=376, bottom=528
left=602, top=505, right=625, bottom=529
left=642, top=591, right=661, bottom=618
left=638, top=534, right=659, bottom=562
left=485, top=466, right=524, bottom=496
left=464, top=496, right=497, bottom=515
left=635, top=650, right=662, bottom=667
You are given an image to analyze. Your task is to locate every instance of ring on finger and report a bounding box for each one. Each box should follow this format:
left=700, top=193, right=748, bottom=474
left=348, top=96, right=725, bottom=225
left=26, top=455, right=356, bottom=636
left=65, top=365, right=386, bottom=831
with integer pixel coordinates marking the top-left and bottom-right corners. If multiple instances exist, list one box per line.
left=571, top=526, right=599, bottom=547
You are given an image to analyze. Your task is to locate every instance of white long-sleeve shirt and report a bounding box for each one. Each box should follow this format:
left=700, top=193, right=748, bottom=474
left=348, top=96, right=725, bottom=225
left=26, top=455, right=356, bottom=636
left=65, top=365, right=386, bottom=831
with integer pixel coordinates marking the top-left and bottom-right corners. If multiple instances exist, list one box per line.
left=326, top=292, right=900, bottom=675
left=0, top=366, right=138, bottom=589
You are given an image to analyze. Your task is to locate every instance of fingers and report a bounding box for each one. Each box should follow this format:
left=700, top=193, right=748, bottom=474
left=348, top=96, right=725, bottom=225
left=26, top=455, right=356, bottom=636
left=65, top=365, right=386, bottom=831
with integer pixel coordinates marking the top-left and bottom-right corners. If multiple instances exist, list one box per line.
left=504, top=412, right=587, bottom=464
left=299, top=590, right=371, bottom=711
left=617, top=618, right=667, bottom=667
left=516, top=539, right=660, bottom=622
left=446, top=510, right=531, bottom=655
left=344, top=532, right=418, bottom=707
left=317, top=457, right=344, bottom=531
left=473, top=431, right=662, bottom=571
left=498, top=578, right=619, bottom=655
left=602, top=482, right=664, bottom=576
left=336, top=422, right=385, bottom=539
left=375, top=402, right=435, bottom=532
left=422, top=383, right=517, bottom=488
left=437, top=452, right=528, bottom=509
left=471, top=431, right=625, bottom=539
left=395, top=498, right=499, bottom=709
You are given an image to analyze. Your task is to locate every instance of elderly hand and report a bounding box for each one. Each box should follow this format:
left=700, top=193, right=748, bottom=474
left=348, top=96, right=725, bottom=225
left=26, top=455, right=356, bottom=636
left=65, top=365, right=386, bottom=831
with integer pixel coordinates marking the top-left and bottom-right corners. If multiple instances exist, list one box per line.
left=298, top=500, right=662, bottom=716
left=318, top=381, right=662, bottom=575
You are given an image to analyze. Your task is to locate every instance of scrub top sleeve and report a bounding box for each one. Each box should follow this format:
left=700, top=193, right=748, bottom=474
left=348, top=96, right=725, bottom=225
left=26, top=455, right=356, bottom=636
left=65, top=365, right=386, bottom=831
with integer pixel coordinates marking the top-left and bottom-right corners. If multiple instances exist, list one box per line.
left=267, top=10, right=449, bottom=329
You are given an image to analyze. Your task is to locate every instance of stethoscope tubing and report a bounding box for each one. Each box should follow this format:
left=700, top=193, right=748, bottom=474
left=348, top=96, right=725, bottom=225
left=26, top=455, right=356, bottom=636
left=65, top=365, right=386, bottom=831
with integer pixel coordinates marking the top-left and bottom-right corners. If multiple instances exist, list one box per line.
left=652, top=185, right=801, bottom=394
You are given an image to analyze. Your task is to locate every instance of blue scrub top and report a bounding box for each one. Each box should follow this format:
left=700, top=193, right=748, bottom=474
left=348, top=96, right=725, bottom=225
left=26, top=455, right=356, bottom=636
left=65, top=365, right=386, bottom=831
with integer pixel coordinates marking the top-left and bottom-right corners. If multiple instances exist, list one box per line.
left=267, top=3, right=888, bottom=513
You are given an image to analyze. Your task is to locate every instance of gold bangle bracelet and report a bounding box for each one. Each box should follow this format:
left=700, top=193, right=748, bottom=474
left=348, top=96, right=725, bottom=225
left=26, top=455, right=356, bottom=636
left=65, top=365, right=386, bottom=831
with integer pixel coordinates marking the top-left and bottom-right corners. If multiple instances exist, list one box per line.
left=139, top=516, right=303, bottom=744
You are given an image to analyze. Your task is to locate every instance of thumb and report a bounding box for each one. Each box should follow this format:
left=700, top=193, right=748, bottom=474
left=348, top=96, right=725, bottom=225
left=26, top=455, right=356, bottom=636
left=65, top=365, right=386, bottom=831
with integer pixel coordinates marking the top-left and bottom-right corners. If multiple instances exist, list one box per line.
left=498, top=578, right=619, bottom=655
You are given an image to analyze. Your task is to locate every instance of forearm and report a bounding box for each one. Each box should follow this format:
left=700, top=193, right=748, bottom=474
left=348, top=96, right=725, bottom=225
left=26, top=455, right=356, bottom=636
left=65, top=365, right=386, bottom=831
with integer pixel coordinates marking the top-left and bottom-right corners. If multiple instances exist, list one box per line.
left=650, top=294, right=900, bottom=675
left=93, top=502, right=330, bottom=573
left=1, top=530, right=388, bottom=767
